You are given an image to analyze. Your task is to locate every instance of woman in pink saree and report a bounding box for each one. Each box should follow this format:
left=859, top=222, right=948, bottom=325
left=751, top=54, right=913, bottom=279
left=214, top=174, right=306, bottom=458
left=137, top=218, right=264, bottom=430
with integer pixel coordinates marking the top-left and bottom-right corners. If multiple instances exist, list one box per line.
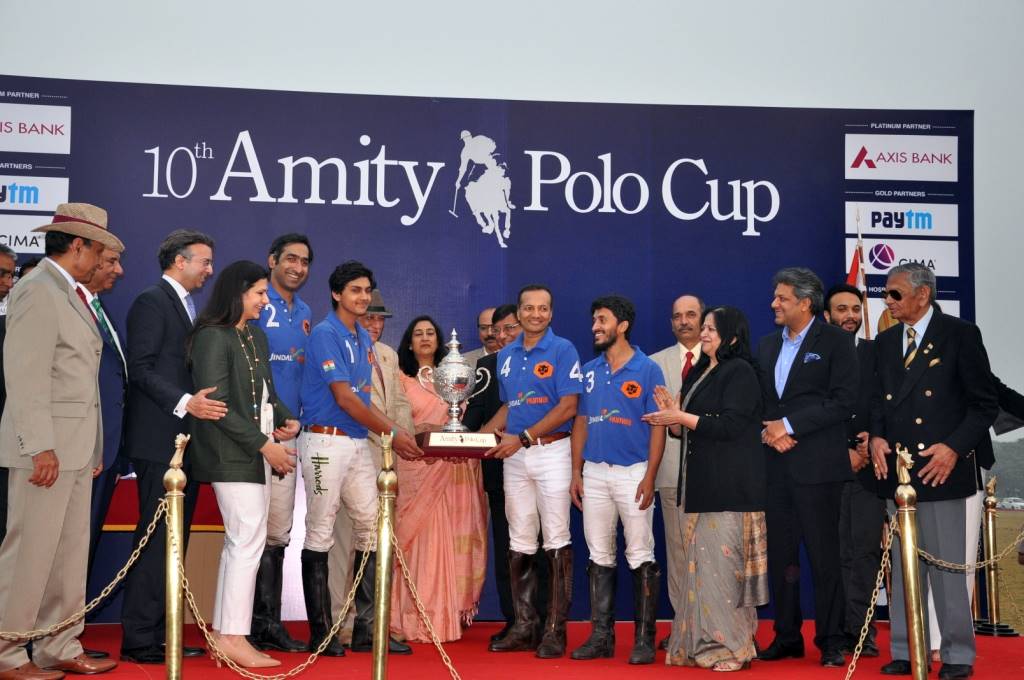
left=390, top=315, right=489, bottom=643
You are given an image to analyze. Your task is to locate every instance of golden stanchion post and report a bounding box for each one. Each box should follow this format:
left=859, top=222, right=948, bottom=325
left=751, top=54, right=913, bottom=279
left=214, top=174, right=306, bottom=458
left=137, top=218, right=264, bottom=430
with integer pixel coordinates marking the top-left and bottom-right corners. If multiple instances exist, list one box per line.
left=894, top=446, right=928, bottom=680
left=975, top=477, right=1020, bottom=636
left=372, top=432, right=399, bottom=680
left=164, top=434, right=190, bottom=680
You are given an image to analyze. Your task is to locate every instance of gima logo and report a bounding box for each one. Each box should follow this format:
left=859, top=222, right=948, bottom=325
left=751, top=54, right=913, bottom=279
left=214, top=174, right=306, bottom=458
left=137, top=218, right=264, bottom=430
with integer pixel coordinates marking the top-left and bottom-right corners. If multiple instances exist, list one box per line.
left=868, top=244, right=896, bottom=270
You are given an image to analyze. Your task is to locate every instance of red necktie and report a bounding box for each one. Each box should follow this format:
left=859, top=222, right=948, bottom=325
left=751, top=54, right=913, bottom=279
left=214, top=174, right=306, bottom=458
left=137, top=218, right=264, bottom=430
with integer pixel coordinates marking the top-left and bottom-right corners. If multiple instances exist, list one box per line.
left=75, top=286, right=94, bottom=316
left=681, top=350, right=694, bottom=384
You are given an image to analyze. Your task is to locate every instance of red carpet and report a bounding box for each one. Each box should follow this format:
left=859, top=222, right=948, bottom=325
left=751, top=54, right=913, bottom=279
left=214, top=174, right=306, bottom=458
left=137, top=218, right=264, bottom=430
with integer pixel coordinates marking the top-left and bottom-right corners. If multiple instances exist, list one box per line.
left=78, top=620, right=1022, bottom=679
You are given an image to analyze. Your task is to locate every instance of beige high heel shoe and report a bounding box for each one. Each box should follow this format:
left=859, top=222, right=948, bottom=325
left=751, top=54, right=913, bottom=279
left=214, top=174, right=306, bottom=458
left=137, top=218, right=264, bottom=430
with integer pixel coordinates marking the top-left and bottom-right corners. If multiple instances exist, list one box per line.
left=211, top=633, right=282, bottom=668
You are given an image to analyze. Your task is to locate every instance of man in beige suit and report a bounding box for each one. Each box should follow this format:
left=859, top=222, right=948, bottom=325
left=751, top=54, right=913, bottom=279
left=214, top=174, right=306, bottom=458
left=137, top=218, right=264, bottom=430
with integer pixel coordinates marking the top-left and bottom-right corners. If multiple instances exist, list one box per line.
left=0, top=204, right=124, bottom=680
left=648, top=293, right=703, bottom=650
left=328, top=290, right=413, bottom=645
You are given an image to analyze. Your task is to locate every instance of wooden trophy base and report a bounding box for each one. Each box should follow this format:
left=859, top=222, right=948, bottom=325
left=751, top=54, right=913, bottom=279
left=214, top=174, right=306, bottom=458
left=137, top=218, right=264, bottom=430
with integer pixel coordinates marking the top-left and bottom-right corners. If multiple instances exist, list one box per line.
left=416, top=431, right=498, bottom=458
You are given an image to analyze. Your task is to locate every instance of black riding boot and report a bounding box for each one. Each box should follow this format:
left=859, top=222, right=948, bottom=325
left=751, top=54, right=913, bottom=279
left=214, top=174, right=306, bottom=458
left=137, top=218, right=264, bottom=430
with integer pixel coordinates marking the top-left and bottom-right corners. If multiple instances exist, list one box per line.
left=300, top=549, right=346, bottom=657
left=570, top=561, right=616, bottom=660
left=535, top=546, right=573, bottom=659
left=489, top=551, right=540, bottom=652
left=628, top=561, right=661, bottom=665
left=350, top=551, right=412, bottom=655
left=249, top=546, right=308, bottom=652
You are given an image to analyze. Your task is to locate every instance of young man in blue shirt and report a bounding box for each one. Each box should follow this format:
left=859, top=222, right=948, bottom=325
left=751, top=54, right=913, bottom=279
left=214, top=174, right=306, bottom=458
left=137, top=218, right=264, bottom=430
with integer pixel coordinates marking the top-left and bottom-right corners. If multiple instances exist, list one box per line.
left=569, top=295, right=666, bottom=665
left=484, top=284, right=583, bottom=658
left=298, top=261, right=422, bottom=657
left=249, top=234, right=314, bottom=653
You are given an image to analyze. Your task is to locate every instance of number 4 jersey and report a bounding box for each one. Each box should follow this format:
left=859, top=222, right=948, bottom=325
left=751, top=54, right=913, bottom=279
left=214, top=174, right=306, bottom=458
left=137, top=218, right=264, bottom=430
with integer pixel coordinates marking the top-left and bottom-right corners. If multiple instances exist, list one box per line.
left=497, top=327, right=584, bottom=435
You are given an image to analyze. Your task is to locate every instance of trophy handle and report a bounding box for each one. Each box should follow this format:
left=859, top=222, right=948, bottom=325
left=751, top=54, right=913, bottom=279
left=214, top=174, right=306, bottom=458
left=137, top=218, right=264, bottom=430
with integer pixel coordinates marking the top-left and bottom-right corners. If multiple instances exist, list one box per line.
left=417, top=365, right=434, bottom=391
left=470, top=367, right=492, bottom=400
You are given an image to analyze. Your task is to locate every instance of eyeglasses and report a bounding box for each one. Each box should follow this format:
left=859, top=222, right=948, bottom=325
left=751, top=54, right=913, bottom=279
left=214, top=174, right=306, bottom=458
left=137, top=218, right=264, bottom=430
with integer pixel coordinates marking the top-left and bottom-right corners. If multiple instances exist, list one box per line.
left=881, top=289, right=904, bottom=301
left=496, top=322, right=521, bottom=334
left=477, top=324, right=495, bottom=332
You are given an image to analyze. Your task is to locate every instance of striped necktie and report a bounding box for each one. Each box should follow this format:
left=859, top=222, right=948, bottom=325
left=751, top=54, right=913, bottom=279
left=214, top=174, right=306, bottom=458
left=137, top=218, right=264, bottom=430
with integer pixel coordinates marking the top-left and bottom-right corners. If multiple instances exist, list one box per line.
left=903, top=327, right=918, bottom=369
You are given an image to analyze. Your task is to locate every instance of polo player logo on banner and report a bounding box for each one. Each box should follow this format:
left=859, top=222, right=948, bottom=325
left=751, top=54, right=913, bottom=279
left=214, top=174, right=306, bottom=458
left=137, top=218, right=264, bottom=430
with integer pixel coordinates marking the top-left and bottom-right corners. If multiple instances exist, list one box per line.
left=451, top=129, right=515, bottom=249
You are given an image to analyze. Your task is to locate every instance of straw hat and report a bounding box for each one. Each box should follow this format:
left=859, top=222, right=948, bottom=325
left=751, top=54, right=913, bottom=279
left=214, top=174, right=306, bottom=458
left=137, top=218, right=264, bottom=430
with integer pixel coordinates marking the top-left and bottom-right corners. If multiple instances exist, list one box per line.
left=32, top=203, right=125, bottom=253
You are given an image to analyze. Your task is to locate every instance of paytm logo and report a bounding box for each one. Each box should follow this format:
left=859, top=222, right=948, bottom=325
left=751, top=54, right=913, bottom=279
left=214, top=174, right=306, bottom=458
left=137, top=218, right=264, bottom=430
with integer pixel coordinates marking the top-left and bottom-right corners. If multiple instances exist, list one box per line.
left=0, top=103, right=72, bottom=155
left=846, top=237, right=959, bottom=277
left=0, top=176, right=69, bottom=213
left=845, top=134, right=957, bottom=182
left=845, top=202, right=958, bottom=238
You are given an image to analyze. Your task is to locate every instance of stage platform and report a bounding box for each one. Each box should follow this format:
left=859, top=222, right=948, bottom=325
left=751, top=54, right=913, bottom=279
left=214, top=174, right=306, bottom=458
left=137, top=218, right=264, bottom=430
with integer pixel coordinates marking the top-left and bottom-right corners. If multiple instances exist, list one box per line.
left=76, top=619, right=1023, bottom=679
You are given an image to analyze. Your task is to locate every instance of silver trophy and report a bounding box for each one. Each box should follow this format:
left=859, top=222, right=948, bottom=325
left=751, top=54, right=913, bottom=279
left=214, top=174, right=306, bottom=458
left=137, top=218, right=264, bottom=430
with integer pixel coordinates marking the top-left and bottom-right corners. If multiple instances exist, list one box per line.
left=418, top=329, right=491, bottom=432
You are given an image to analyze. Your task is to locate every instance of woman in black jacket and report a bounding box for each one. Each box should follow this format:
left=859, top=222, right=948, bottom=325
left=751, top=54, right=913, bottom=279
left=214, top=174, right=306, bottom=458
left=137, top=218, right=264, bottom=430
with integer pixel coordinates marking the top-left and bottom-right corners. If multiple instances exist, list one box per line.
left=642, top=306, right=767, bottom=672
left=188, top=260, right=299, bottom=668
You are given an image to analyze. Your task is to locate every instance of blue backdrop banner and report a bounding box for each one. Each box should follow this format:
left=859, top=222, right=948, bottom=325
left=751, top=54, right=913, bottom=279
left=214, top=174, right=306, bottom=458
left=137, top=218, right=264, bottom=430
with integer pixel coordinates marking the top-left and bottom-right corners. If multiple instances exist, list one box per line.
left=0, top=75, right=973, bottom=621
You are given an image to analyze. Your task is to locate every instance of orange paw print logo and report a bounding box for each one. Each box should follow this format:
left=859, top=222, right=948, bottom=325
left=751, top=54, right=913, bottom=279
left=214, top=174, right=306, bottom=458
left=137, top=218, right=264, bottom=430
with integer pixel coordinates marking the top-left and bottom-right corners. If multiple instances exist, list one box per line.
left=621, top=381, right=642, bottom=398
left=533, top=361, right=554, bottom=379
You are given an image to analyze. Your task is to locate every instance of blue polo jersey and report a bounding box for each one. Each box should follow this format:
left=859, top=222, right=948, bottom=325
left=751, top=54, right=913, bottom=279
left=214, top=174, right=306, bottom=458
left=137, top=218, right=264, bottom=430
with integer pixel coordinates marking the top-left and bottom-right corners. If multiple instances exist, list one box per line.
left=257, top=283, right=312, bottom=415
left=579, top=347, right=665, bottom=466
left=299, top=313, right=374, bottom=438
left=497, top=327, right=583, bottom=435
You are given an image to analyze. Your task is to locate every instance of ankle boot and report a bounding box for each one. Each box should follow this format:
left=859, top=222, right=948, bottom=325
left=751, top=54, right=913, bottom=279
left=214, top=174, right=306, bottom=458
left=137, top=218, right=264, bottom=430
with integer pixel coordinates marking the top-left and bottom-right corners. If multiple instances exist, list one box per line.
left=249, top=546, right=307, bottom=652
left=570, top=561, right=616, bottom=660
left=489, top=551, right=540, bottom=652
left=350, top=551, right=413, bottom=655
left=535, top=546, right=573, bottom=659
left=628, top=561, right=660, bottom=665
left=300, top=549, right=346, bottom=657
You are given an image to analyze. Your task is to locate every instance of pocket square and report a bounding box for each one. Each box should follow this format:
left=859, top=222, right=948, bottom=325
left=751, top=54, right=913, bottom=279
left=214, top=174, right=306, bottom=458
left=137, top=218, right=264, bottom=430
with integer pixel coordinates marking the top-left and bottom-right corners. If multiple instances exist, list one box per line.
left=803, top=352, right=821, bottom=363
left=928, top=357, right=941, bottom=367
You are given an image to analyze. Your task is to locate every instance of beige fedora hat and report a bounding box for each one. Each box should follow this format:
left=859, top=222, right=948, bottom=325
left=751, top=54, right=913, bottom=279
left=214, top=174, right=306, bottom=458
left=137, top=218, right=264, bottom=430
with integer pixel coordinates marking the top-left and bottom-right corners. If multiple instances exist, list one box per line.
left=367, top=289, right=393, bottom=317
left=32, top=203, right=125, bottom=253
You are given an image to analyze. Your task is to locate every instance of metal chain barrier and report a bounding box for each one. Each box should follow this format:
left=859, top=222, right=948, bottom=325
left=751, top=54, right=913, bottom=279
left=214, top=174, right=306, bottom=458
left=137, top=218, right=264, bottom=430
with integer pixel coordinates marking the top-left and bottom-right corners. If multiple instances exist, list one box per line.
left=917, top=525, right=1024, bottom=572
left=170, top=512, right=372, bottom=680
left=844, top=515, right=898, bottom=680
left=387, top=514, right=461, bottom=680
left=0, top=498, right=169, bottom=642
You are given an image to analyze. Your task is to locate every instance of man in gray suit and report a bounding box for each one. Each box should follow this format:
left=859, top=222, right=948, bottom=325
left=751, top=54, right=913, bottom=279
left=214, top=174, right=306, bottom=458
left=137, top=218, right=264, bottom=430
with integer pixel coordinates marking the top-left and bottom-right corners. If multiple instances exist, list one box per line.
left=0, top=204, right=123, bottom=680
left=463, top=306, right=499, bottom=366
left=647, top=293, right=704, bottom=649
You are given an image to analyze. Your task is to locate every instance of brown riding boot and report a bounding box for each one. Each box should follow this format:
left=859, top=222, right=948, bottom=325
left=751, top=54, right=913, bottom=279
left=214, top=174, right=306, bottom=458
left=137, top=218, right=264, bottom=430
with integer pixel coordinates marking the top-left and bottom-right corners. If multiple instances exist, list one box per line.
left=535, top=546, right=573, bottom=658
left=489, top=551, right=540, bottom=652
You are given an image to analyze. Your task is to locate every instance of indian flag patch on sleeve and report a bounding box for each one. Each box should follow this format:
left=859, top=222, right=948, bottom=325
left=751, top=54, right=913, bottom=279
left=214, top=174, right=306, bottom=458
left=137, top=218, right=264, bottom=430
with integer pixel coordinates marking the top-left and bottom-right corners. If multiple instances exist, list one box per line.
left=321, top=359, right=336, bottom=372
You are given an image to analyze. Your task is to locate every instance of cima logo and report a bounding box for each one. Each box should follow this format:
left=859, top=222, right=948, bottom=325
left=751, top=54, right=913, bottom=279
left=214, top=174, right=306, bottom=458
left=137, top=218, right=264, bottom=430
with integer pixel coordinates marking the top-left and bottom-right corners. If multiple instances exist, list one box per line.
left=868, top=244, right=896, bottom=270
left=0, top=181, right=39, bottom=206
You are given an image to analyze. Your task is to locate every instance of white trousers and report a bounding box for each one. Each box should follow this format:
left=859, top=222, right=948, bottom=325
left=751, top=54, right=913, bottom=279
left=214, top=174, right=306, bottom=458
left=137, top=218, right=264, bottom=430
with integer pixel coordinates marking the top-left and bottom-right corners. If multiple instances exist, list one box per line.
left=211, top=463, right=272, bottom=635
left=582, top=461, right=655, bottom=569
left=503, top=437, right=572, bottom=554
left=266, top=439, right=298, bottom=547
left=298, top=432, right=377, bottom=552
left=927, top=486, right=984, bottom=647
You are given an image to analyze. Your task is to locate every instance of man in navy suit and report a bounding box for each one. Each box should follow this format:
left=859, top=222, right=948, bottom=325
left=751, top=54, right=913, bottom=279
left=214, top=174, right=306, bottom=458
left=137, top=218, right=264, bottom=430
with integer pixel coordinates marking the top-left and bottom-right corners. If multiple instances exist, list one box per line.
left=870, top=264, right=997, bottom=680
left=119, top=230, right=225, bottom=664
left=755, top=267, right=857, bottom=668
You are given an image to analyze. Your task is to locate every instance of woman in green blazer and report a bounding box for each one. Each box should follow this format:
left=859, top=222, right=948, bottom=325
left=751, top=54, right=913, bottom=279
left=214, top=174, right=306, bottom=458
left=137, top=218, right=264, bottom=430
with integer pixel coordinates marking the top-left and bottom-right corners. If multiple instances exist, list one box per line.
left=188, top=260, right=299, bottom=668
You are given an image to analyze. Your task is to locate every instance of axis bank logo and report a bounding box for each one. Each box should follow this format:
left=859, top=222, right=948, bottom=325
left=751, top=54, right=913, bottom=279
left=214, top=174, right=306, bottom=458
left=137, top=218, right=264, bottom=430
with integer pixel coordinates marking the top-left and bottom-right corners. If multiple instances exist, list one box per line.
left=0, top=103, right=72, bottom=155
left=845, top=134, right=957, bottom=182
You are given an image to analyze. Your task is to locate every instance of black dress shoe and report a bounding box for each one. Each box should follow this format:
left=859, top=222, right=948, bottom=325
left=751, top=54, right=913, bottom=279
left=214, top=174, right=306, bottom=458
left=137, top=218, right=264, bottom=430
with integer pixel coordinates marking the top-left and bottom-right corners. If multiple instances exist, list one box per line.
left=489, top=622, right=514, bottom=644
left=182, top=645, right=205, bottom=658
left=881, top=659, right=932, bottom=675
left=658, top=634, right=669, bottom=651
left=120, top=646, right=165, bottom=664
left=821, top=649, right=845, bottom=667
left=82, top=648, right=109, bottom=659
left=756, top=639, right=805, bottom=661
left=938, top=664, right=973, bottom=680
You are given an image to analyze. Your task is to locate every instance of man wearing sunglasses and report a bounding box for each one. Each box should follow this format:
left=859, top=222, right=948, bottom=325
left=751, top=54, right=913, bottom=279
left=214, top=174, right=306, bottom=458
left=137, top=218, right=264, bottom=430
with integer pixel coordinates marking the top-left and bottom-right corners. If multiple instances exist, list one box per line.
left=464, top=307, right=500, bottom=366
left=869, top=263, right=997, bottom=680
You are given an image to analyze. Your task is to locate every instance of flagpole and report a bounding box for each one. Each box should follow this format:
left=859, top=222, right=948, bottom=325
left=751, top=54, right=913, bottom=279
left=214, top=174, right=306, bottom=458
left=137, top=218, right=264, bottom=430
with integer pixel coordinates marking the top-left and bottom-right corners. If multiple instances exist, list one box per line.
left=856, top=205, right=872, bottom=340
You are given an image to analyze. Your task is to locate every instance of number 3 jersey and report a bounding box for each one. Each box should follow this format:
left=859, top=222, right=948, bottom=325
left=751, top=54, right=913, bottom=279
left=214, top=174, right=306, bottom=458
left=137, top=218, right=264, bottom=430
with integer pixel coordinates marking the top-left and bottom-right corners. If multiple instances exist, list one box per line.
left=497, top=327, right=583, bottom=435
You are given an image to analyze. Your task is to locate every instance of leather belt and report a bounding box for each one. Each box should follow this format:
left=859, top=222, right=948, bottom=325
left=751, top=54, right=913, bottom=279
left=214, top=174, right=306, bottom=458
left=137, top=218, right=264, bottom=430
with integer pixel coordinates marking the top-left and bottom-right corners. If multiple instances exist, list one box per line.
left=535, top=431, right=570, bottom=446
left=303, top=424, right=349, bottom=437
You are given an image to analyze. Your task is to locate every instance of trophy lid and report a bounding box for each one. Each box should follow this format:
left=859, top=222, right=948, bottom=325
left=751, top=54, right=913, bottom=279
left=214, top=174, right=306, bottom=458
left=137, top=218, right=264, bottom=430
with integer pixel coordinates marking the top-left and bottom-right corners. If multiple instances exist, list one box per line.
left=445, top=329, right=462, bottom=356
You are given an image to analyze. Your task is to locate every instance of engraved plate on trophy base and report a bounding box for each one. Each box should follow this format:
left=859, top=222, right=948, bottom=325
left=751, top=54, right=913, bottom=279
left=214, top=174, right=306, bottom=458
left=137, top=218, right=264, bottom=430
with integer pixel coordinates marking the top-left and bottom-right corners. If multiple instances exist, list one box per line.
left=416, top=431, right=498, bottom=458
